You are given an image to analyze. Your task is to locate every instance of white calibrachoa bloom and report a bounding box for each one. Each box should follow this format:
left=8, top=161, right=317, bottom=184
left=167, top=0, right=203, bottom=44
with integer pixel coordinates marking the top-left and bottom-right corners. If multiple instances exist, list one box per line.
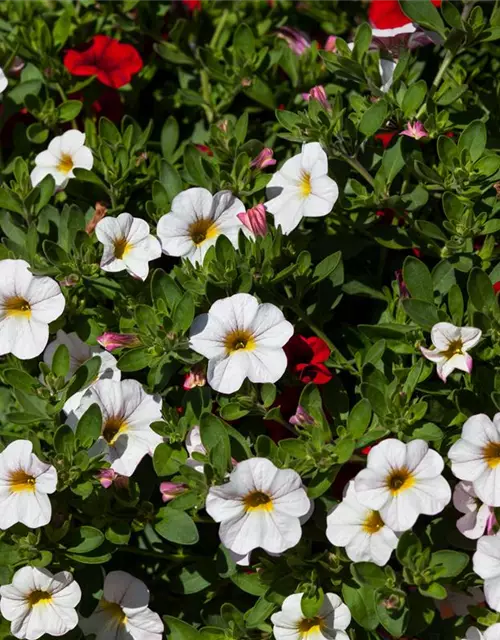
left=420, top=322, right=482, bottom=382
left=43, top=330, right=120, bottom=415
left=71, top=379, right=163, bottom=477
left=265, top=142, right=339, bottom=235
left=0, top=67, right=7, bottom=95
left=473, top=536, right=500, bottom=612
left=206, top=457, right=312, bottom=558
left=448, top=413, right=500, bottom=507
left=95, top=213, right=162, bottom=281
left=157, top=187, right=249, bottom=265
left=271, top=592, right=351, bottom=640
left=80, top=571, right=163, bottom=640
left=453, top=481, right=496, bottom=539
left=354, top=439, right=451, bottom=531
left=379, top=58, right=397, bottom=93
left=189, top=293, right=293, bottom=394
left=185, top=425, right=205, bottom=473
left=0, top=566, right=81, bottom=640
left=30, top=130, right=93, bottom=189
left=0, top=440, right=57, bottom=529
left=326, top=481, right=398, bottom=566
left=463, top=625, right=500, bottom=640
left=0, top=259, right=65, bottom=360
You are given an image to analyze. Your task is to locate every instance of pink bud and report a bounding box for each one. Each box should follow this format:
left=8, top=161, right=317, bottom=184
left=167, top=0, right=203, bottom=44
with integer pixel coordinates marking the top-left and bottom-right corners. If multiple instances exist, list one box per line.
left=183, top=367, right=206, bottom=390
left=160, top=481, right=188, bottom=503
left=97, top=332, right=141, bottom=352
left=399, top=121, right=428, bottom=140
left=218, top=119, right=228, bottom=133
left=250, top=148, right=276, bottom=170
left=96, top=469, right=117, bottom=489
left=289, top=405, right=315, bottom=427
left=237, top=204, right=268, bottom=237
left=276, top=26, right=311, bottom=56
left=308, top=85, right=331, bottom=111
left=324, top=35, right=337, bottom=52
left=241, top=78, right=252, bottom=87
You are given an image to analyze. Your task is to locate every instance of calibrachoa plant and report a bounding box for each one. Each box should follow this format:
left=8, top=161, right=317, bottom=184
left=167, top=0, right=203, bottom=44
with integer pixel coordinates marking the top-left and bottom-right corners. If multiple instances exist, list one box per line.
left=2, top=1, right=500, bottom=639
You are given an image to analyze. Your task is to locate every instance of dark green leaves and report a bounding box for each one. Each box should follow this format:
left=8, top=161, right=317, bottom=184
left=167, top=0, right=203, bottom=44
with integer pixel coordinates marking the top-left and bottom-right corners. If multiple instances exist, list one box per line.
left=75, top=404, right=102, bottom=448
left=156, top=508, right=199, bottom=545
left=400, top=0, right=446, bottom=37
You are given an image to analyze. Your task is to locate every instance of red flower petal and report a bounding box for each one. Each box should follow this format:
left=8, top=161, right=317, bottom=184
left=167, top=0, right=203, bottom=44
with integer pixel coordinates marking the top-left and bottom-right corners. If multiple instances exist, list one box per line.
left=369, top=0, right=441, bottom=29
left=494, top=282, right=500, bottom=294
left=374, top=131, right=398, bottom=149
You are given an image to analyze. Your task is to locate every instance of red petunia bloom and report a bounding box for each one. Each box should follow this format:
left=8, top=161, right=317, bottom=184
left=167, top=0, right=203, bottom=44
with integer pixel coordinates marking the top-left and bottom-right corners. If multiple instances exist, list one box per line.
left=284, top=335, right=332, bottom=385
left=494, top=282, right=500, bottom=294
left=369, top=0, right=441, bottom=29
left=375, top=130, right=398, bottom=149
left=183, top=0, right=201, bottom=10
left=64, top=35, right=143, bottom=89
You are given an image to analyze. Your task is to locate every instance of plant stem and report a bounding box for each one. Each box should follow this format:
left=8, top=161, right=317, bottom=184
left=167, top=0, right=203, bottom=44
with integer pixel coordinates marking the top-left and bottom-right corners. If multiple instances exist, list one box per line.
left=341, top=154, right=375, bottom=188
left=210, top=9, right=229, bottom=49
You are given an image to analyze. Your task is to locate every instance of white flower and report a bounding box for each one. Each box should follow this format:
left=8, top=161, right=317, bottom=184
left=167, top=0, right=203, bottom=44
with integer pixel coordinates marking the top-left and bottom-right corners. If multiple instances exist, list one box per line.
left=453, top=481, right=496, bottom=539
left=354, top=439, right=451, bottom=531
left=43, top=330, right=121, bottom=415
left=0, top=259, right=65, bottom=360
left=31, top=130, right=93, bottom=189
left=185, top=425, right=205, bottom=473
left=70, top=379, right=163, bottom=477
left=271, top=592, right=351, bottom=640
left=189, top=293, right=293, bottom=394
left=0, top=439, right=57, bottom=529
left=157, top=187, right=249, bottom=265
left=326, top=481, right=399, bottom=566
left=265, top=142, right=339, bottom=235
left=448, top=413, right=500, bottom=507
left=420, top=322, right=482, bottom=382
left=80, top=570, right=163, bottom=640
left=379, top=58, right=397, bottom=93
left=463, top=625, right=500, bottom=640
left=0, top=566, right=81, bottom=640
left=205, top=457, right=312, bottom=558
left=0, top=67, right=7, bottom=95
left=95, top=213, right=162, bottom=281
left=473, top=536, right=500, bottom=612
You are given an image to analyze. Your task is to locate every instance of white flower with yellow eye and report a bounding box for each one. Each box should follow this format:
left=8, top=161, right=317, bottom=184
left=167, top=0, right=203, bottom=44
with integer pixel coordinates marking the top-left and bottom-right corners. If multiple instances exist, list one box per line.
left=80, top=571, right=163, bottom=640
left=473, top=536, right=500, bottom=612
left=157, top=187, right=250, bottom=265
left=462, top=625, right=500, bottom=640
left=96, top=213, right=161, bottom=281
left=30, top=130, right=93, bottom=189
left=0, top=440, right=57, bottom=529
left=189, top=293, right=293, bottom=394
left=354, top=439, right=451, bottom=532
left=206, top=457, right=312, bottom=558
left=0, top=259, right=65, bottom=360
left=0, top=566, right=81, bottom=640
left=265, top=142, right=338, bottom=235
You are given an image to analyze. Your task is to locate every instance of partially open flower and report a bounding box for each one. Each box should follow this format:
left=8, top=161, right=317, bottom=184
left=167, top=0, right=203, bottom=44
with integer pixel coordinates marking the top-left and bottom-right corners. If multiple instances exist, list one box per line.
left=306, top=85, right=331, bottom=111
left=400, top=121, right=428, bottom=140
left=97, top=332, right=141, bottom=352
left=183, top=366, right=206, bottom=390
left=276, top=26, right=311, bottom=56
left=420, top=322, right=482, bottom=382
left=160, top=481, right=188, bottom=502
left=250, top=148, right=276, bottom=170
left=237, top=204, right=268, bottom=237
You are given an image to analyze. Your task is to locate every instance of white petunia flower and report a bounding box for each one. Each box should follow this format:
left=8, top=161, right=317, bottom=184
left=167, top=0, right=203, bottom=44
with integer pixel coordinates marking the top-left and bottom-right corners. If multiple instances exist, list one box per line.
left=271, top=592, right=351, bottom=640
left=265, top=142, right=339, bottom=235
left=70, top=379, right=163, bottom=477
left=473, top=536, right=500, bottom=612
left=189, top=293, right=294, bottom=394
left=185, top=425, right=205, bottom=473
left=157, top=187, right=250, bottom=265
left=448, top=413, right=500, bottom=507
left=326, top=481, right=399, bottom=566
left=95, top=213, right=162, bottom=281
left=0, top=566, right=81, bottom=640
left=453, top=481, right=496, bottom=539
left=0, top=67, right=7, bottom=95
left=205, top=457, right=312, bottom=558
left=31, top=130, right=93, bottom=189
left=80, top=570, right=163, bottom=640
left=420, top=322, right=482, bottom=382
left=354, top=439, right=451, bottom=531
left=0, top=440, right=57, bottom=529
left=0, top=259, right=65, bottom=360
left=463, top=625, right=500, bottom=640
left=43, top=330, right=121, bottom=415
left=379, top=58, right=397, bottom=93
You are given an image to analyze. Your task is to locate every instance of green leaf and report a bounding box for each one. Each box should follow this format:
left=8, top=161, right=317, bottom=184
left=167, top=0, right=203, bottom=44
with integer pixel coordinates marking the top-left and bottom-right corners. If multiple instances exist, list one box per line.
left=159, top=161, right=183, bottom=201
left=156, top=508, right=199, bottom=545
left=380, top=138, right=405, bottom=187
left=458, top=120, right=487, bottom=162
left=3, top=369, right=38, bottom=393
left=468, top=268, right=497, bottom=314
left=402, top=298, right=440, bottom=329
left=342, top=582, right=378, bottom=630
left=151, top=268, right=183, bottom=310
left=243, top=77, right=276, bottom=110
left=161, top=116, right=179, bottom=159
left=54, top=424, right=75, bottom=456
left=234, top=23, right=255, bottom=57
left=200, top=414, right=231, bottom=477
left=118, top=347, right=151, bottom=372
left=403, top=257, right=434, bottom=303
left=67, top=526, right=105, bottom=553
left=429, top=550, right=469, bottom=578
left=173, top=292, right=195, bottom=332
left=75, top=403, right=102, bottom=447
left=58, top=100, right=83, bottom=122
left=312, top=251, right=342, bottom=284
left=52, top=344, right=70, bottom=378
left=359, top=100, right=388, bottom=137
left=402, top=80, right=427, bottom=117
left=301, top=589, right=324, bottom=618
left=399, top=0, right=446, bottom=36
left=351, top=562, right=386, bottom=587
left=164, top=616, right=201, bottom=640
left=347, top=399, right=372, bottom=438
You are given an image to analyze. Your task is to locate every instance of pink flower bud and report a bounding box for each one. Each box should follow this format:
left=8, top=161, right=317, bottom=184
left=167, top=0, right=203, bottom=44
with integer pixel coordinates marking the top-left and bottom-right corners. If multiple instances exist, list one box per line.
left=289, top=405, right=315, bottom=427
left=160, top=481, right=188, bottom=502
left=96, top=469, right=117, bottom=489
left=250, top=148, right=276, bottom=170
left=97, top=332, right=141, bottom=352
left=324, top=35, right=337, bottom=52
left=276, top=26, right=311, bottom=56
left=237, top=204, right=268, bottom=237
left=308, top=85, right=331, bottom=111
left=183, top=366, right=206, bottom=390
left=400, top=121, right=428, bottom=140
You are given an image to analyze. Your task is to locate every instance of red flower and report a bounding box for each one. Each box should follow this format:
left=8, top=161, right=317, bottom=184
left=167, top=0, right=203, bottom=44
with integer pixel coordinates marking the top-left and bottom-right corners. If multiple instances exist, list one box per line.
left=195, top=144, right=213, bottom=156
left=369, top=0, right=441, bottom=29
left=284, top=335, right=332, bottom=385
left=494, top=282, right=500, bottom=294
left=64, top=35, right=143, bottom=89
left=183, top=0, right=201, bottom=10
left=375, top=130, right=398, bottom=149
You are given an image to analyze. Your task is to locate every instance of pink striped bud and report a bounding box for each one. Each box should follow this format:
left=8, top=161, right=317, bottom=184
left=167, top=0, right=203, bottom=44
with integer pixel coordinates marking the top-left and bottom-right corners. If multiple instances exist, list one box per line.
left=160, top=481, right=188, bottom=503
left=237, top=204, right=268, bottom=237
left=250, top=148, right=276, bottom=170
left=97, top=332, right=141, bottom=352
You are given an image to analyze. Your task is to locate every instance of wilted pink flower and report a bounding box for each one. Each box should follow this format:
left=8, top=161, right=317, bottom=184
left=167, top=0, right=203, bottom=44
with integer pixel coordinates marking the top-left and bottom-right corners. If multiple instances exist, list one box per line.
left=307, top=85, right=331, bottom=111
left=183, top=366, right=206, bottom=390
left=237, top=204, right=268, bottom=237
left=400, top=121, right=428, bottom=140
left=97, top=332, right=141, bottom=352
left=276, top=26, right=311, bottom=56
left=96, top=469, right=128, bottom=490
left=250, top=148, right=276, bottom=170
left=160, top=481, right=188, bottom=503
left=324, top=35, right=337, bottom=52
left=289, top=405, right=315, bottom=427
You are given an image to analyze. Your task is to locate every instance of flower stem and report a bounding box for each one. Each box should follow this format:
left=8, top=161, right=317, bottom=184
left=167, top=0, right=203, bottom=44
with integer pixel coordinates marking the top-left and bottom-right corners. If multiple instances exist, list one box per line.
left=340, top=154, right=375, bottom=188
left=210, top=9, right=229, bottom=49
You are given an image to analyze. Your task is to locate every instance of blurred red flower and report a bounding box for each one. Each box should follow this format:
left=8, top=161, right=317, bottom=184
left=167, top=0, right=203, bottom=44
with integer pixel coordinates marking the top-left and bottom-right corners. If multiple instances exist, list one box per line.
left=284, top=335, right=332, bottom=384
left=375, top=130, right=398, bottom=149
left=369, top=0, right=441, bottom=29
left=494, top=282, right=500, bottom=294
left=183, top=0, right=201, bottom=10
left=64, top=35, right=143, bottom=89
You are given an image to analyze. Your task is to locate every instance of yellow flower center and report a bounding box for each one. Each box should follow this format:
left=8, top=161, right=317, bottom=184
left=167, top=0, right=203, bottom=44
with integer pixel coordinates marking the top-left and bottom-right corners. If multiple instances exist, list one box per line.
left=386, top=467, right=415, bottom=495
left=442, top=339, right=464, bottom=358
left=188, top=218, right=219, bottom=246
left=100, top=600, right=127, bottom=624
left=299, top=171, right=312, bottom=198
left=243, top=490, right=273, bottom=512
left=57, top=153, right=74, bottom=174
left=483, top=441, right=500, bottom=469
left=4, top=296, right=31, bottom=318
left=297, top=617, right=324, bottom=637
left=102, top=416, right=128, bottom=445
left=224, top=329, right=256, bottom=354
left=362, top=510, right=385, bottom=534
left=28, top=590, right=52, bottom=606
left=9, top=470, right=36, bottom=493
left=114, top=237, right=131, bottom=259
